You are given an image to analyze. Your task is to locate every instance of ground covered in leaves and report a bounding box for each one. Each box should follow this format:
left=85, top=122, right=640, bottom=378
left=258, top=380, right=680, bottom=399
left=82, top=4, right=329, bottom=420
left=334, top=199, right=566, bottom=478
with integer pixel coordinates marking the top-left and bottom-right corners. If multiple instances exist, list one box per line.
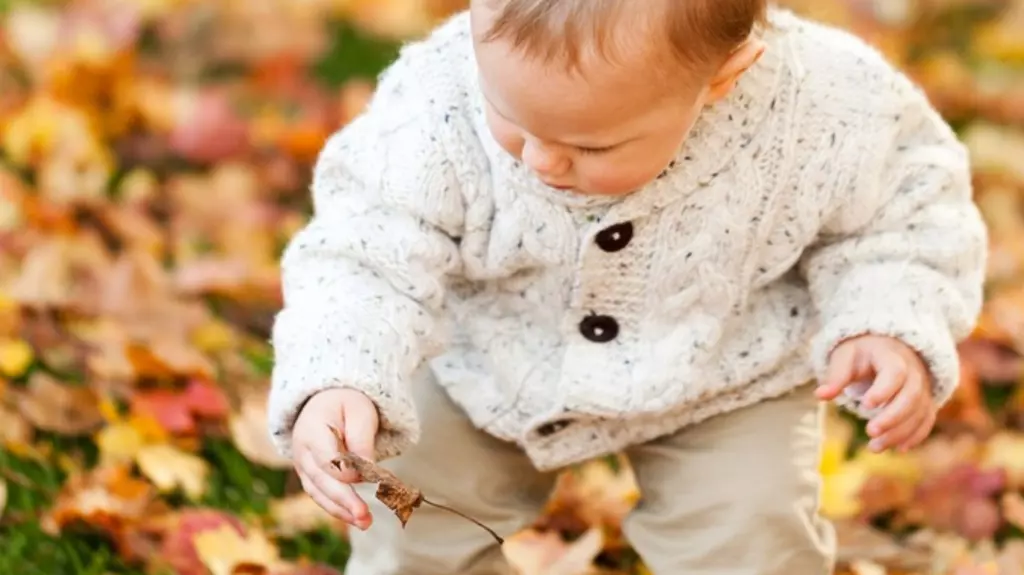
left=0, top=1, right=1023, bottom=574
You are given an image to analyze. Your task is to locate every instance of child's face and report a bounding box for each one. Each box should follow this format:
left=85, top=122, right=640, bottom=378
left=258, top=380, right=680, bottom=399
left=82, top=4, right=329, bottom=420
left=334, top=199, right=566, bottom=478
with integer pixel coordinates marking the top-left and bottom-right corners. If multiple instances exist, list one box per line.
left=470, top=4, right=745, bottom=197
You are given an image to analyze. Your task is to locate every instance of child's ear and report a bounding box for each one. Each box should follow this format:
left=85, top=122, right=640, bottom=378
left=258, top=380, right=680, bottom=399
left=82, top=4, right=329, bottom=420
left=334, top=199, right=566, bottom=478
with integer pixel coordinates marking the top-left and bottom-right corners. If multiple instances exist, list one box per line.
left=706, top=38, right=766, bottom=103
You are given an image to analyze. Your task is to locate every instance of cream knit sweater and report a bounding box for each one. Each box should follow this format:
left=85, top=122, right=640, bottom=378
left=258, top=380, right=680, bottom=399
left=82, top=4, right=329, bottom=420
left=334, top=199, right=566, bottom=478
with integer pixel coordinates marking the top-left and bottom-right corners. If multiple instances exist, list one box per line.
left=268, top=9, right=987, bottom=471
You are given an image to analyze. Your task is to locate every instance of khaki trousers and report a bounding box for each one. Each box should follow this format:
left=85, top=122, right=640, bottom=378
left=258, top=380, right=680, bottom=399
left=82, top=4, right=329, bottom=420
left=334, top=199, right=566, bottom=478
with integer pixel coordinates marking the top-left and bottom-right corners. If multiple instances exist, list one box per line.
left=347, top=371, right=836, bottom=575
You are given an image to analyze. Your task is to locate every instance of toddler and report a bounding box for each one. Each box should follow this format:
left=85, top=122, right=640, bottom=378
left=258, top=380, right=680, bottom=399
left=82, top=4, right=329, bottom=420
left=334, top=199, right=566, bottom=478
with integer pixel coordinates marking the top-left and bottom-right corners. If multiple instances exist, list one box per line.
left=268, top=0, right=988, bottom=573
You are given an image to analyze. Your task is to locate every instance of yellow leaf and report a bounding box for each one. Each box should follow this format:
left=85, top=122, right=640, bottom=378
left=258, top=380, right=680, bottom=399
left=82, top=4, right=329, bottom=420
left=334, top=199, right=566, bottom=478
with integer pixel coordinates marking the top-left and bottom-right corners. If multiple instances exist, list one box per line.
left=192, top=523, right=283, bottom=575
left=126, top=413, right=168, bottom=443
left=850, top=449, right=921, bottom=483
left=819, top=436, right=849, bottom=476
left=0, top=338, right=34, bottom=378
left=95, top=422, right=145, bottom=466
left=191, top=319, right=235, bottom=353
left=135, top=444, right=209, bottom=500
left=820, top=461, right=868, bottom=519
left=98, top=396, right=122, bottom=424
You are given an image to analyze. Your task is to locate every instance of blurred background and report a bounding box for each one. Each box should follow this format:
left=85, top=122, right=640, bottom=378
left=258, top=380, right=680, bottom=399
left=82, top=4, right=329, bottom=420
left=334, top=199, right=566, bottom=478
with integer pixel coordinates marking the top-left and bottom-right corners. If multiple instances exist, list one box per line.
left=0, top=1, right=1022, bottom=574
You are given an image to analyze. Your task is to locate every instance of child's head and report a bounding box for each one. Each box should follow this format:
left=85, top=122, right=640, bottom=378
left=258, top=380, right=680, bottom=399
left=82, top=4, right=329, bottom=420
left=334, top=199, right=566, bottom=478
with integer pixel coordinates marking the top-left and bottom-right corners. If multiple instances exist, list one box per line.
left=471, top=0, right=768, bottom=196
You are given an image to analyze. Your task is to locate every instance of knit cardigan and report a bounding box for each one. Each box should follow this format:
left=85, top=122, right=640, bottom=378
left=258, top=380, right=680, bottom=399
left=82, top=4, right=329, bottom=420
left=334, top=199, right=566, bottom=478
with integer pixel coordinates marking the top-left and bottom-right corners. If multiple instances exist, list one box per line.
left=268, top=9, right=988, bottom=471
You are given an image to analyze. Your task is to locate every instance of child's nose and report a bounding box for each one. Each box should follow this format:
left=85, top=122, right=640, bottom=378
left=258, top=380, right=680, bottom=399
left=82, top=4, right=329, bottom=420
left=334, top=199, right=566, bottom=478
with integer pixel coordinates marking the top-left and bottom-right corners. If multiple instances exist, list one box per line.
left=521, top=139, right=570, bottom=178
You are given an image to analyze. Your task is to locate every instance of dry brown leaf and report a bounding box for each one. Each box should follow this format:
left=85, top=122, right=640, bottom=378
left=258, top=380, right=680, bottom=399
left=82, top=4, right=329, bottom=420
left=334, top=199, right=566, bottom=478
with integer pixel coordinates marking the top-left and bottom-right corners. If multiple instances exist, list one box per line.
left=0, top=403, right=34, bottom=449
left=330, top=426, right=503, bottom=543
left=331, top=449, right=424, bottom=527
left=16, top=372, right=104, bottom=435
left=41, top=464, right=160, bottom=555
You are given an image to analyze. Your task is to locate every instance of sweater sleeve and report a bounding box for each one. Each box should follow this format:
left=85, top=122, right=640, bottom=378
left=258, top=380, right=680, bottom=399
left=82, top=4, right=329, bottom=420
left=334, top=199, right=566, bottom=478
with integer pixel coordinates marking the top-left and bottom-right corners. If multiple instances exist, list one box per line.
left=800, top=82, right=988, bottom=419
left=267, top=56, right=465, bottom=461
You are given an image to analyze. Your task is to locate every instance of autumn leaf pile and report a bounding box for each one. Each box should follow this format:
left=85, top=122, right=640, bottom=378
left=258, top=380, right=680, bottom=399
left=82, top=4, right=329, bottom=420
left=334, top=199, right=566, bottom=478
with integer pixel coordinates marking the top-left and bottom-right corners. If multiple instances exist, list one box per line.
left=0, top=0, right=1022, bottom=574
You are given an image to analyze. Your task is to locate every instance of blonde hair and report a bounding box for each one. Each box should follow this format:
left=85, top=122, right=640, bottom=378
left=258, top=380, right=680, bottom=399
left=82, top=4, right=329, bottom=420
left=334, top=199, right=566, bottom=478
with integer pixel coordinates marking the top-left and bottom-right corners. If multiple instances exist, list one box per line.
left=480, top=0, right=769, bottom=75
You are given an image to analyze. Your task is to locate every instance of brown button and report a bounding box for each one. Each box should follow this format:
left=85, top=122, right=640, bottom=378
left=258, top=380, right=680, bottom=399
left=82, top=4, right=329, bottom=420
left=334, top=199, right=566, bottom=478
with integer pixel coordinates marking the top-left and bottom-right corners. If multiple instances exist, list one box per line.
left=595, top=222, right=633, bottom=252
left=579, top=314, right=619, bottom=343
left=536, top=419, right=573, bottom=437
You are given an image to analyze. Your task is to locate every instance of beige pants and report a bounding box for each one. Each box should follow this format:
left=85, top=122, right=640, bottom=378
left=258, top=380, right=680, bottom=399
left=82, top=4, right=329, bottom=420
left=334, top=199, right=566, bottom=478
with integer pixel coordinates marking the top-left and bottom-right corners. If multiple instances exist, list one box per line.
left=347, top=372, right=836, bottom=575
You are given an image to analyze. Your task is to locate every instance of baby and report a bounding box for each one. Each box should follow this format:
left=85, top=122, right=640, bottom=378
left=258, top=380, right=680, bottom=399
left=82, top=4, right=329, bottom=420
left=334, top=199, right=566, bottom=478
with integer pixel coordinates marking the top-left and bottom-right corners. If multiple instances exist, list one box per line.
left=268, top=0, right=988, bottom=573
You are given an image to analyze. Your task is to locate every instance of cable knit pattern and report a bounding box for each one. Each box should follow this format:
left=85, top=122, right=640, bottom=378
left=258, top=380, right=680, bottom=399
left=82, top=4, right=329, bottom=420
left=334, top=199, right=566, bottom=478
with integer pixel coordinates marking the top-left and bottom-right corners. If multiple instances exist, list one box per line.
left=268, top=9, right=988, bottom=471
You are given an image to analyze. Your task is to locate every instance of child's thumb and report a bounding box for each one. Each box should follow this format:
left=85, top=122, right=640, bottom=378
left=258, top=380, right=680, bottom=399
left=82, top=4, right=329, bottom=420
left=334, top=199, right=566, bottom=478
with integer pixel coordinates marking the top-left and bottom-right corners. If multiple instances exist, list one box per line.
left=342, top=401, right=378, bottom=462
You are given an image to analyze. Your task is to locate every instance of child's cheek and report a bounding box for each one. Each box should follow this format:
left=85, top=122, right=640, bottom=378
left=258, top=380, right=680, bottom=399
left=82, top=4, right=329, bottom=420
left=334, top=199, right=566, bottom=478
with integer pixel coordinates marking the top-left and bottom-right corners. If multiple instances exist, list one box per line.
left=484, top=108, right=524, bottom=159
left=579, top=153, right=670, bottom=196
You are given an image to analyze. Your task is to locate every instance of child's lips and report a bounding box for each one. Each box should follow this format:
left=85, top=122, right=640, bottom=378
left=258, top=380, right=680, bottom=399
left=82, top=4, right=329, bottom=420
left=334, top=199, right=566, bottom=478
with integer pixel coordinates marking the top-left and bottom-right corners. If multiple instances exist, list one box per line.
left=544, top=181, right=574, bottom=191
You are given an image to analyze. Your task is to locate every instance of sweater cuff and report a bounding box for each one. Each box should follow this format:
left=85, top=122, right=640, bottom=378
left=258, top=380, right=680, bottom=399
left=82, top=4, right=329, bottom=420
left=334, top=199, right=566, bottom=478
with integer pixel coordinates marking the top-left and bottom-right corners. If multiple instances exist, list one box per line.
left=267, top=307, right=420, bottom=462
left=810, top=269, right=961, bottom=419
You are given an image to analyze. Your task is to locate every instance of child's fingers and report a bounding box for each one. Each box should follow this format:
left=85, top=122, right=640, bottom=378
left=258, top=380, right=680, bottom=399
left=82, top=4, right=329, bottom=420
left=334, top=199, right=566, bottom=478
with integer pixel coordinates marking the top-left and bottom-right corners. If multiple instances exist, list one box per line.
left=817, top=344, right=857, bottom=400
left=868, top=403, right=927, bottom=452
left=304, top=415, right=361, bottom=483
left=861, top=359, right=906, bottom=409
left=301, top=450, right=372, bottom=527
left=897, top=409, right=936, bottom=453
left=298, top=469, right=355, bottom=523
left=866, top=378, right=924, bottom=437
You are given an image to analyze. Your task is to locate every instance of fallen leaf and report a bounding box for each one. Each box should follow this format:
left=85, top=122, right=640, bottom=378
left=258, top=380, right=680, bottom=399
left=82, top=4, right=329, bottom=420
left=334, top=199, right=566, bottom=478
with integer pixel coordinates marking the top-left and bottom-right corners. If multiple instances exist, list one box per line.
left=192, top=523, right=284, bottom=575
left=135, top=443, right=209, bottom=500
left=181, top=378, right=230, bottom=419
left=0, top=337, right=34, bottom=377
left=0, top=403, right=34, bottom=450
left=331, top=430, right=504, bottom=543
left=95, top=421, right=146, bottom=466
left=130, top=388, right=196, bottom=435
left=980, top=432, right=1024, bottom=488
left=332, top=449, right=423, bottom=527
left=41, top=465, right=160, bottom=556
left=157, top=509, right=249, bottom=575
left=228, top=389, right=292, bottom=469
left=16, top=372, right=103, bottom=435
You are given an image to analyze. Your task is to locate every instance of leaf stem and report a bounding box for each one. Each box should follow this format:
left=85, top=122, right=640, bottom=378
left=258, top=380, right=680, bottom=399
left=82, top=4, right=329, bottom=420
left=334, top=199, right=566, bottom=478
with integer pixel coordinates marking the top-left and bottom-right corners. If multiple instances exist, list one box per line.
left=421, top=497, right=504, bottom=544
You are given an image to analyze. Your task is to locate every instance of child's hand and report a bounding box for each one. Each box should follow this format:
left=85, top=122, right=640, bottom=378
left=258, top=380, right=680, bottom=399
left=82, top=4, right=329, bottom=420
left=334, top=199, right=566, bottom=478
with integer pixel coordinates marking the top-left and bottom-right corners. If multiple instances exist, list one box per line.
left=291, top=388, right=379, bottom=530
left=816, top=335, right=936, bottom=453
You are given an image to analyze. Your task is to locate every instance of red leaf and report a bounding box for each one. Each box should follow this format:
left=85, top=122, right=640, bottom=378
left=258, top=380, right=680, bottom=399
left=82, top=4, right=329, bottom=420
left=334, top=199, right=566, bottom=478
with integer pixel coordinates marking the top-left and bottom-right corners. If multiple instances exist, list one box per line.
left=131, top=389, right=195, bottom=435
left=158, top=509, right=248, bottom=575
left=183, top=379, right=230, bottom=419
